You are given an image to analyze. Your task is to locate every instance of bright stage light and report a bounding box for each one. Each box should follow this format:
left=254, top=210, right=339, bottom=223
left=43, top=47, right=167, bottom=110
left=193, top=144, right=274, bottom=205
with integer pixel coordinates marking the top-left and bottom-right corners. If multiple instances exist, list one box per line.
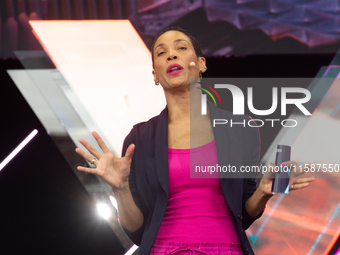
left=124, top=244, right=138, bottom=255
left=0, top=129, right=38, bottom=172
left=96, top=203, right=111, bottom=220
left=109, top=195, right=118, bottom=210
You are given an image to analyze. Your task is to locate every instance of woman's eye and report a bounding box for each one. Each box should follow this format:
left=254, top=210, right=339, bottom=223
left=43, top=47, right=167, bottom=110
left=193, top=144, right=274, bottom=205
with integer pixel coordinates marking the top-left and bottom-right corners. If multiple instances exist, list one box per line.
left=179, top=46, right=187, bottom=50
left=157, top=51, right=165, bottom=56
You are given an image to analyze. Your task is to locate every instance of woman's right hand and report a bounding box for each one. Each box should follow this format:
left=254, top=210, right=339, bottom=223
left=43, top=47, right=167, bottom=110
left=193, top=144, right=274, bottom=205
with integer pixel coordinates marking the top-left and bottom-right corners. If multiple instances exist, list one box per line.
left=75, top=131, right=135, bottom=191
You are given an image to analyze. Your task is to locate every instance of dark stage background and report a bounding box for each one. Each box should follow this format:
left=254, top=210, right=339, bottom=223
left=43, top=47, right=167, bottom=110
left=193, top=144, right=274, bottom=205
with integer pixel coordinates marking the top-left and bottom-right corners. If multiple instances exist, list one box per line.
left=1, top=59, right=126, bottom=254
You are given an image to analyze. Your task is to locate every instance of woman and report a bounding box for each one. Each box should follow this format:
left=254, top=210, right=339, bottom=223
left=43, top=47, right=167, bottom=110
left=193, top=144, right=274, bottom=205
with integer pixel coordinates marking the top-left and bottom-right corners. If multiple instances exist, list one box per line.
left=76, top=27, right=314, bottom=255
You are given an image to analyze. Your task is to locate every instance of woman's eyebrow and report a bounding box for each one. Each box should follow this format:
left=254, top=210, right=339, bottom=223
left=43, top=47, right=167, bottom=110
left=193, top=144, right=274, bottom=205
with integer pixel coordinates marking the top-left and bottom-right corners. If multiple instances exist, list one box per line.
left=154, top=39, right=189, bottom=50
left=174, top=39, right=188, bottom=43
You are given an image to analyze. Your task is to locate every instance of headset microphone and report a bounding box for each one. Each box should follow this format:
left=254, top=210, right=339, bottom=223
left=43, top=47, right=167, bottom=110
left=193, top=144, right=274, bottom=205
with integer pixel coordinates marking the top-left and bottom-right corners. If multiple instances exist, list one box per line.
left=190, top=62, right=206, bottom=73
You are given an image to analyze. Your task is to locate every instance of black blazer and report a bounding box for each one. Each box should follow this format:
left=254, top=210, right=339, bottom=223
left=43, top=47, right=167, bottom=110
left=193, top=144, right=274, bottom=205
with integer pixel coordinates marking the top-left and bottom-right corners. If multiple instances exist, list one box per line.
left=121, top=101, right=263, bottom=255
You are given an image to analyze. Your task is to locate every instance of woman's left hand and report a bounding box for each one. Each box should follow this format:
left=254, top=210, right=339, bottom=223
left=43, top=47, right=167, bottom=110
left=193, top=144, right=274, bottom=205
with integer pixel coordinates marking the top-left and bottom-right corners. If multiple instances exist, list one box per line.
left=259, top=161, right=315, bottom=196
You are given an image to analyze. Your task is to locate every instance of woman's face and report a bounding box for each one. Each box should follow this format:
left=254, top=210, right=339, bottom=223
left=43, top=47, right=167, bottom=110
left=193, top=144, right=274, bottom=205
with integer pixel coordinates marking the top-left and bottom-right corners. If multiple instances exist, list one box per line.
left=152, top=30, right=206, bottom=91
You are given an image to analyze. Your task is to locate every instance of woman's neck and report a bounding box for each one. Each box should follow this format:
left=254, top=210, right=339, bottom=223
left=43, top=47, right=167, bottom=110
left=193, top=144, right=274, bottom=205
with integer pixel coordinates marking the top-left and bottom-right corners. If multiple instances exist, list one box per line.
left=165, top=83, right=208, bottom=125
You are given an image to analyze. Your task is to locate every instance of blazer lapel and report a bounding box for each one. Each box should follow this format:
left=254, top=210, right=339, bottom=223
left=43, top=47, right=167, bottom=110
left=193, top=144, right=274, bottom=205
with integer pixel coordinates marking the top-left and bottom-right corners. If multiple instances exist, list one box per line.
left=155, top=107, right=169, bottom=198
left=208, top=100, right=244, bottom=213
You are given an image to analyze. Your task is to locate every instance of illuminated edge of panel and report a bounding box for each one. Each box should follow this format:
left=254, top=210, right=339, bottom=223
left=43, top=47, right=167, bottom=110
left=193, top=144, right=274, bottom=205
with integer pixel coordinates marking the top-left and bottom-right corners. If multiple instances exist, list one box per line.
left=0, top=129, right=38, bottom=171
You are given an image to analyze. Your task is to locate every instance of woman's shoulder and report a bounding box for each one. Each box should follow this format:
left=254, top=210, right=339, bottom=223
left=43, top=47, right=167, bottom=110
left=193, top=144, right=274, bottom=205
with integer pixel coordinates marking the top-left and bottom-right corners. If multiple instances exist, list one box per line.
left=125, top=106, right=168, bottom=141
left=209, top=102, right=260, bottom=144
left=133, top=106, right=167, bottom=129
left=209, top=101, right=255, bottom=124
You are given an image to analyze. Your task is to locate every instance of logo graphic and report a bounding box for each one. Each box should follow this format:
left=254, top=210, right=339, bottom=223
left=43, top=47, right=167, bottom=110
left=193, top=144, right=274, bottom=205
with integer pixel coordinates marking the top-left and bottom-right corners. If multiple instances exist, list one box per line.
left=198, top=83, right=311, bottom=116
left=196, top=81, right=223, bottom=106
left=196, top=79, right=312, bottom=128
left=196, top=82, right=222, bottom=115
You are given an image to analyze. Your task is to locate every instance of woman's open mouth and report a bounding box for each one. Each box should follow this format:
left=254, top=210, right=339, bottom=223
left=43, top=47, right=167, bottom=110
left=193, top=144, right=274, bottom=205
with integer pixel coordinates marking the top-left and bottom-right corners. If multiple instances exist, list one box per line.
left=167, top=64, right=183, bottom=75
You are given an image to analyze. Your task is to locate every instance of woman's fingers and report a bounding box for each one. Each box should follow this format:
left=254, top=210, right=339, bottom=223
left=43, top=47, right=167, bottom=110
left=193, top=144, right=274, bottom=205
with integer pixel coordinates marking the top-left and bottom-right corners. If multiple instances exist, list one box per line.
left=79, top=138, right=102, bottom=159
left=77, top=131, right=112, bottom=159
left=281, top=161, right=298, bottom=169
left=124, top=144, right=135, bottom=160
left=295, top=177, right=315, bottom=183
left=77, top=165, right=98, bottom=174
left=75, top=147, right=98, bottom=165
left=262, top=163, right=276, bottom=179
left=288, top=163, right=310, bottom=178
left=92, top=131, right=110, bottom=153
left=290, top=177, right=315, bottom=191
left=279, top=161, right=305, bottom=179
left=290, top=182, right=310, bottom=190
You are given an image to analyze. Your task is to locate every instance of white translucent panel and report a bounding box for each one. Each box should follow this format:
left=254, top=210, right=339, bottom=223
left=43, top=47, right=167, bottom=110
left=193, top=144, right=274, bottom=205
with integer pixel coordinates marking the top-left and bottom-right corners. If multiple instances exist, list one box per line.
left=30, top=20, right=166, bottom=155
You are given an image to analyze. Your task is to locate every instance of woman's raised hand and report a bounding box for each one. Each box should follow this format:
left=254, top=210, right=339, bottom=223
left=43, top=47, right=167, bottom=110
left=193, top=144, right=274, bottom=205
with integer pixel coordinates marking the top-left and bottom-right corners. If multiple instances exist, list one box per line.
left=75, top=131, right=135, bottom=190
